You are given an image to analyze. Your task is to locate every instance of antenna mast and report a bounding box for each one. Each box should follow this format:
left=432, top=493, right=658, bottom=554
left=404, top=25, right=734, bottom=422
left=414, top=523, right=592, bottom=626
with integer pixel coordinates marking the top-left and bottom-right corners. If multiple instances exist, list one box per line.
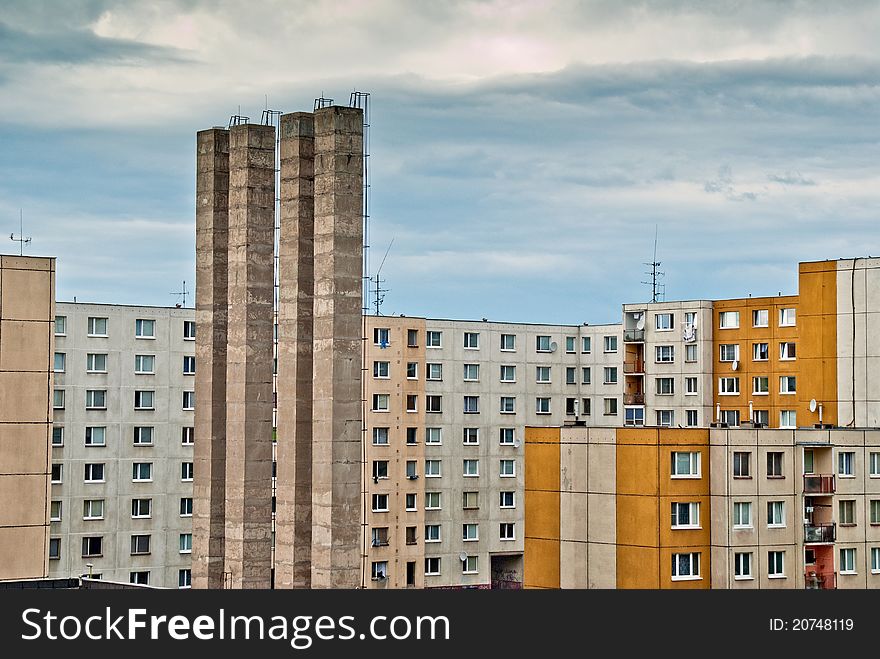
left=10, top=210, right=31, bottom=255
left=371, top=238, right=393, bottom=315
left=170, top=281, right=190, bottom=307
left=641, top=225, right=665, bottom=303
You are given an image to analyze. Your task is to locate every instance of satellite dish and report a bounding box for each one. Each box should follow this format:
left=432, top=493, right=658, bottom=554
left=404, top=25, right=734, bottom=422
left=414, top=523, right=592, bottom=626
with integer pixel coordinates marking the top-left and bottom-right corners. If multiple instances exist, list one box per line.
left=513, top=438, right=522, bottom=448
left=731, top=360, right=739, bottom=371
left=459, top=552, right=468, bottom=562
left=809, top=399, right=817, bottom=413
left=549, top=341, right=558, bottom=353
left=636, top=315, right=645, bottom=331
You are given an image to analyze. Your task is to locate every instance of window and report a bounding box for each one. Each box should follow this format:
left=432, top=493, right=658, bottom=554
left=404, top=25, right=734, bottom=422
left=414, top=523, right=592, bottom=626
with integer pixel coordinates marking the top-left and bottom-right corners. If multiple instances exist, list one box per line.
left=768, top=551, right=785, bottom=577
left=180, top=497, right=193, bottom=516
left=425, top=428, right=442, bottom=445
left=84, top=463, right=105, bottom=483
left=182, top=355, right=196, bottom=375
left=564, top=336, right=576, bottom=353
left=565, top=397, right=577, bottom=416
left=839, top=500, right=855, bottom=525
left=407, top=328, right=419, bottom=347
left=873, top=548, right=880, bottom=573
left=425, top=460, right=441, bottom=478
left=183, top=320, right=196, bottom=340
left=372, top=427, right=389, bottom=446
left=372, top=460, right=389, bottom=480
left=463, top=332, right=479, bottom=349
left=500, top=523, right=515, bottom=541
left=870, top=500, right=880, bottom=525
left=766, top=452, right=783, bottom=477
left=426, top=330, right=441, bottom=348
left=179, top=534, right=192, bottom=554
left=371, top=527, right=390, bottom=547
left=132, top=462, right=152, bottom=482
left=753, top=343, right=769, bottom=361
left=406, top=394, right=418, bottom=413
left=720, top=409, right=740, bottom=427
left=406, top=362, right=418, bottom=379
left=463, top=428, right=479, bottom=445
left=134, top=354, right=155, bottom=374
left=804, top=449, right=815, bottom=474
left=463, top=491, right=479, bottom=510
left=604, top=336, right=617, bottom=353
left=426, top=395, right=442, bottom=413
left=500, top=365, right=516, bottom=382
left=405, top=527, right=417, bottom=545
left=656, top=410, right=674, bottom=427
left=779, top=410, right=796, bottom=428
left=425, top=557, right=441, bottom=576
left=733, top=452, right=751, bottom=478
left=372, top=361, right=390, bottom=379
left=581, top=367, right=591, bottom=385
left=625, top=407, right=644, bottom=427
left=425, top=492, right=441, bottom=510
left=752, top=376, right=769, bottom=394
left=463, top=556, right=478, bottom=574
left=779, top=376, right=796, bottom=394
left=752, top=309, right=769, bottom=327
left=604, top=367, right=618, bottom=384
left=51, top=464, right=62, bottom=483
left=753, top=409, right=769, bottom=426
left=718, top=377, right=739, bottom=395
left=565, top=367, right=576, bottom=385
left=134, top=390, right=154, bottom=410
left=85, top=426, right=106, bottom=447
left=767, top=501, right=785, bottom=527
left=405, top=494, right=417, bottom=511
left=604, top=398, right=618, bottom=416
left=52, top=426, right=64, bottom=447
left=426, top=363, right=442, bottom=381
left=582, top=336, right=591, bottom=353
left=684, top=344, right=697, bottom=363
left=655, top=313, right=674, bottom=330
left=536, top=335, right=551, bottom=352
left=131, top=534, right=151, bottom=555
left=135, top=319, right=155, bottom=339
left=655, top=345, right=674, bottom=363
left=183, top=391, right=195, bottom=410
left=181, top=462, right=194, bottom=481
left=55, top=316, right=67, bottom=336
left=463, top=395, right=480, bottom=414
left=500, top=396, right=516, bottom=414
left=779, top=307, right=796, bottom=327
left=463, top=459, right=479, bottom=477
left=371, top=494, right=389, bottom=512
left=870, top=452, right=880, bottom=477
left=82, top=537, right=103, bottom=558
left=130, top=572, right=150, bottom=586
left=838, top=451, right=855, bottom=477
left=719, top=311, right=739, bottom=329
left=733, top=502, right=752, bottom=528
left=50, top=501, right=62, bottom=522
left=53, top=352, right=65, bottom=373
left=87, top=317, right=108, bottom=337
left=83, top=499, right=104, bottom=520
left=656, top=377, right=674, bottom=395
left=49, top=538, right=61, bottom=560
left=671, top=552, right=700, bottom=580
left=671, top=502, right=700, bottom=529
left=500, top=459, right=516, bottom=477
left=463, top=523, right=479, bottom=541
left=535, top=397, right=551, bottom=414
left=373, top=327, right=390, bottom=346
left=734, top=552, right=753, bottom=580
left=500, top=333, right=516, bottom=351
left=181, top=427, right=194, bottom=445
left=536, top=366, right=551, bottom=383
left=780, top=342, right=796, bottom=360
left=406, top=460, right=418, bottom=479
left=671, top=451, right=700, bottom=478
left=86, top=389, right=107, bottom=410
left=424, top=525, right=441, bottom=543
left=178, top=569, right=191, bottom=589
left=371, top=394, right=389, bottom=412
left=53, top=389, right=65, bottom=410
left=87, top=353, right=107, bottom=373
left=500, top=491, right=515, bottom=508
left=686, top=410, right=698, bottom=427
left=840, top=548, right=856, bottom=574
left=719, top=344, right=739, bottom=362
left=406, top=427, right=417, bottom=445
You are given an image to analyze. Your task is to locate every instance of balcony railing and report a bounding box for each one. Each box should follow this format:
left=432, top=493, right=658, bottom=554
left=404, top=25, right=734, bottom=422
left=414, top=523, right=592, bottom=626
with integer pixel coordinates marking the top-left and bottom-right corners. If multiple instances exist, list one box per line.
left=805, top=570, right=836, bottom=590
left=623, top=329, right=645, bottom=343
left=804, top=474, right=836, bottom=494
left=623, top=393, right=645, bottom=405
left=623, top=361, right=644, bottom=374
left=804, top=522, right=836, bottom=543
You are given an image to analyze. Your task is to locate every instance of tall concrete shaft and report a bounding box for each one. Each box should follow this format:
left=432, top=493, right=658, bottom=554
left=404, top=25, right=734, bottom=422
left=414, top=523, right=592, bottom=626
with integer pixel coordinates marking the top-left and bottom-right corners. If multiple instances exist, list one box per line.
left=193, top=128, right=229, bottom=589
left=224, top=123, right=276, bottom=588
left=275, top=112, right=316, bottom=589
left=311, top=105, right=364, bottom=588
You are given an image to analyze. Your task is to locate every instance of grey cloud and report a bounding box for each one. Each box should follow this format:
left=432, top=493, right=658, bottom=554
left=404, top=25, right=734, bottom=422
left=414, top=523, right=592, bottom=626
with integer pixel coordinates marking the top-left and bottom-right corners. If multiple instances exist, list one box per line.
left=767, top=171, right=816, bottom=186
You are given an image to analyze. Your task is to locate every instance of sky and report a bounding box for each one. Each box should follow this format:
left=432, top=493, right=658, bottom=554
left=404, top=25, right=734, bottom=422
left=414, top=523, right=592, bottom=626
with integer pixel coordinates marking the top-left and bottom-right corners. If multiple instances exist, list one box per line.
left=1, top=0, right=878, bottom=325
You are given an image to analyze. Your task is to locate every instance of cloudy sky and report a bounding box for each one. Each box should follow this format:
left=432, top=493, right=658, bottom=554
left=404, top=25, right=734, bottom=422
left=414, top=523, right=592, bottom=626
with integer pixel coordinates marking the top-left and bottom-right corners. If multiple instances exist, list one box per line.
left=1, top=1, right=878, bottom=324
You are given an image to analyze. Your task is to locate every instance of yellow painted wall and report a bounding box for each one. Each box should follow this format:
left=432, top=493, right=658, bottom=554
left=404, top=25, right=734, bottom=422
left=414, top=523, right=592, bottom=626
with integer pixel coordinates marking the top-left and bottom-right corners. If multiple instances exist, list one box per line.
left=798, top=261, right=838, bottom=425
left=524, top=426, right=560, bottom=589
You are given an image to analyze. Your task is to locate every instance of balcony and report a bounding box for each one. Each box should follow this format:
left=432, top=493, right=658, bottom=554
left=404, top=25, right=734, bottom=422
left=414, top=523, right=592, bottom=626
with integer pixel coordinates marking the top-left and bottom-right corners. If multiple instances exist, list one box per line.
left=623, top=329, right=645, bottom=343
left=624, top=393, right=645, bottom=406
left=804, top=522, right=836, bottom=544
left=804, top=474, right=835, bottom=494
left=804, top=570, right=836, bottom=590
left=623, top=361, right=644, bottom=374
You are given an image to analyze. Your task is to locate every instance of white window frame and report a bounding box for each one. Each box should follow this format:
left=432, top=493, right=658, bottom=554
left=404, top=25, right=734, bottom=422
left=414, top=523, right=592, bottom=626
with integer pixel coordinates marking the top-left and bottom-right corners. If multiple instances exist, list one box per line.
left=655, top=345, right=674, bottom=363
left=671, top=552, right=701, bottom=581
left=84, top=426, right=106, bottom=447
left=779, top=307, right=796, bottom=327
left=535, top=397, right=551, bottom=415
left=779, top=375, right=796, bottom=395
left=372, top=427, right=389, bottom=446
left=753, top=343, right=769, bottom=362
left=500, top=333, right=516, bottom=351
left=752, top=309, right=769, bottom=328
left=500, top=365, right=516, bottom=383
left=733, top=501, right=752, bottom=529
left=135, top=318, right=155, bottom=339
left=780, top=342, right=796, bottom=360
left=87, top=316, right=108, bottom=337
left=718, top=377, right=740, bottom=395
left=373, top=361, right=390, bottom=379
left=424, top=459, right=442, bottom=478
left=719, top=311, right=739, bottom=329
left=767, top=501, right=785, bottom=528
left=500, top=396, right=516, bottom=414
left=719, top=344, right=739, bottom=362
left=425, top=330, right=442, bottom=348
left=500, top=459, right=516, bottom=478
left=685, top=377, right=698, bottom=395
left=779, top=410, right=796, bottom=429
left=734, top=552, right=753, bottom=580
left=655, top=313, right=674, bottom=331
left=463, top=459, right=479, bottom=477
left=838, top=451, right=855, bottom=478
left=372, top=393, right=390, bottom=412
left=839, top=547, right=856, bottom=575
left=500, top=491, right=516, bottom=508
left=134, top=354, right=155, bottom=374
left=463, top=332, right=480, bottom=349
left=604, top=336, right=617, bottom=353
left=752, top=376, right=769, bottom=395
left=671, top=501, right=700, bottom=529
left=425, top=427, right=442, bottom=445
left=671, top=451, right=701, bottom=479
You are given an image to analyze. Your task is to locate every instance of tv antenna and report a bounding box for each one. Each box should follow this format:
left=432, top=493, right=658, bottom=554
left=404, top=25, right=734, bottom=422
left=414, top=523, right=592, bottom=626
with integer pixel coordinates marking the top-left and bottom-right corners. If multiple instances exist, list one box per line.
left=370, top=238, right=393, bottom=315
left=641, top=224, right=665, bottom=303
left=10, top=210, right=31, bottom=255
left=170, top=281, right=189, bottom=308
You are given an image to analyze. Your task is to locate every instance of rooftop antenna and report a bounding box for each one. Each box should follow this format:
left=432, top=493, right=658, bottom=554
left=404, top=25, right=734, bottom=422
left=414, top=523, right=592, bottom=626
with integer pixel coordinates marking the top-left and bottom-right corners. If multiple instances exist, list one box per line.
left=228, top=105, right=249, bottom=128
left=10, top=209, right=31, bottom=255
left=314, top=93, right=334, bottom=111
left=641, top=224, right=665, bottom=303
left=170, top=281, right=189, bottom=308
left=371, top=238, right=393, bottom=316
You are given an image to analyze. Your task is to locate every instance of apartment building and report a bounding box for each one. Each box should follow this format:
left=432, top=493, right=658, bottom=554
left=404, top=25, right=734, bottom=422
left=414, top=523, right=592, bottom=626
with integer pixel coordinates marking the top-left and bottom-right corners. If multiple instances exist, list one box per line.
left=48, top=302, right=195, bottom=588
